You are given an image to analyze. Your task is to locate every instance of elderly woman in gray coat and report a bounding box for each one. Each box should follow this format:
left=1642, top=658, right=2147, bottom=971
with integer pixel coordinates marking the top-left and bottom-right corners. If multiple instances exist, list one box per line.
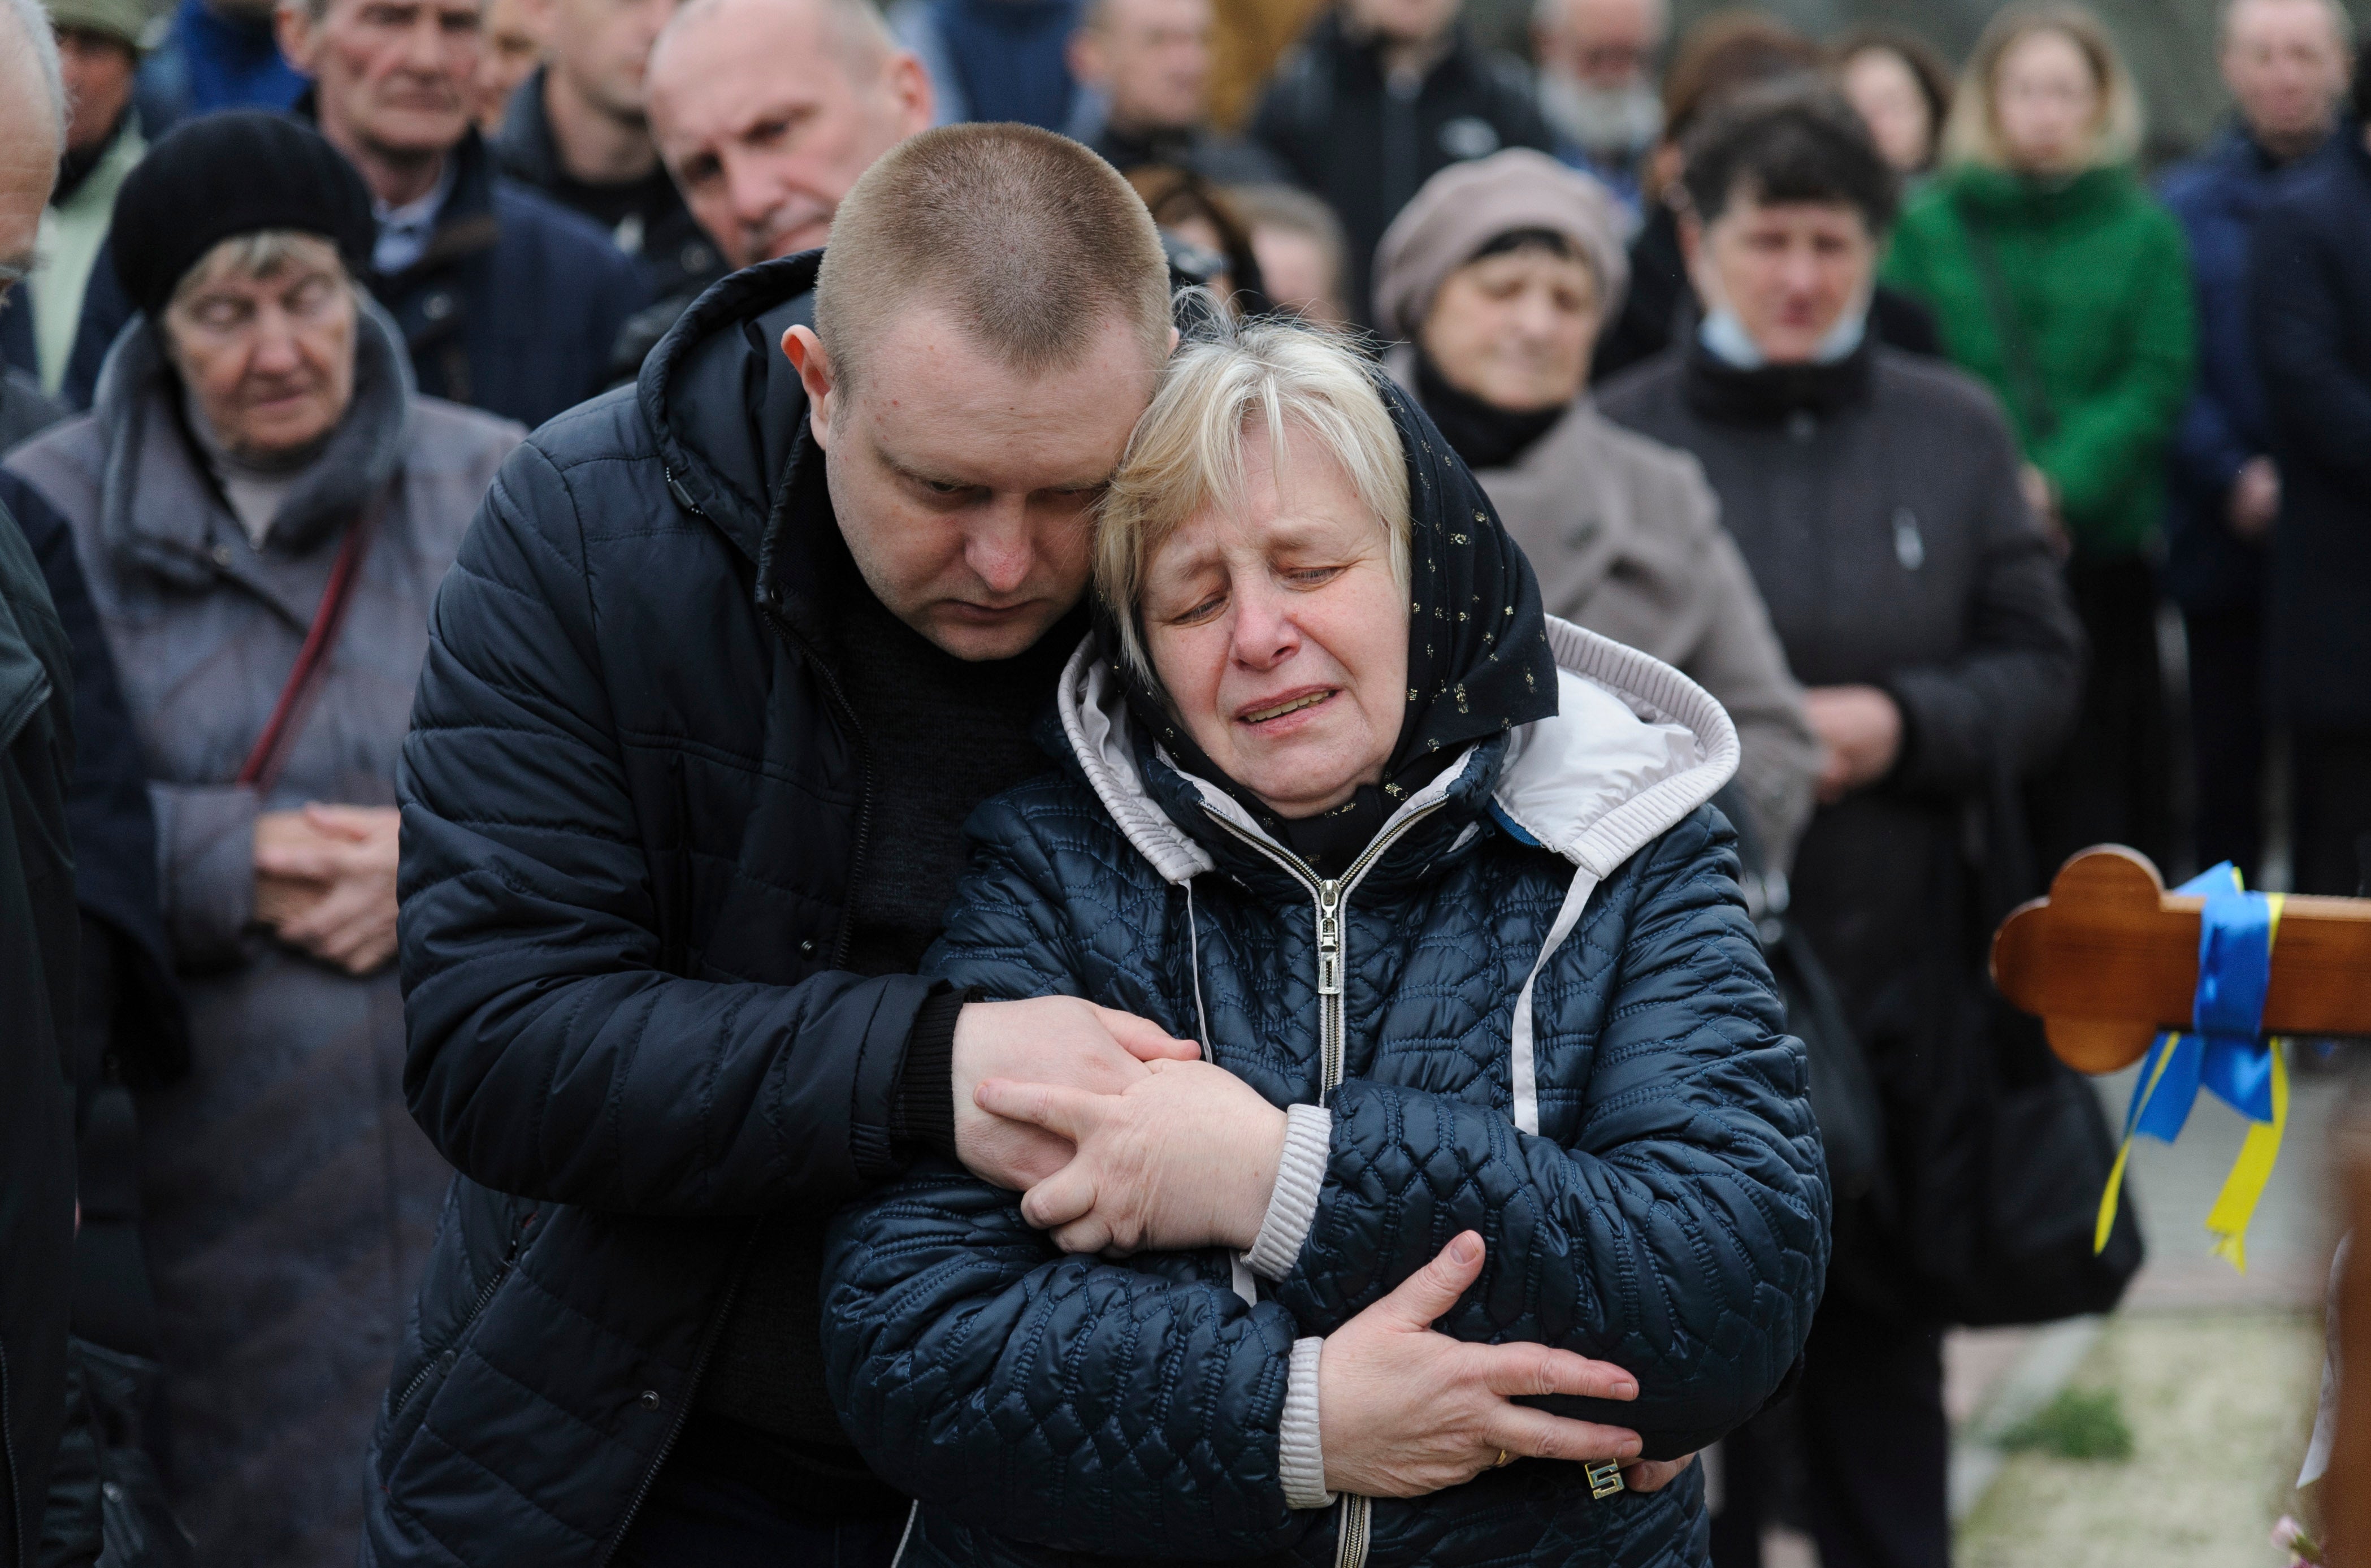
left=3, top=114, right=521, bottom=1568
left=1375, top=150, right=1818, bottom=869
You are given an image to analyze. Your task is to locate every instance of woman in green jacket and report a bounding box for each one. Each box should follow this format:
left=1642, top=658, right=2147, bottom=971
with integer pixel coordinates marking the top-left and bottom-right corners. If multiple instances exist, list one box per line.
left=1881, top=3, right=2194, bottom=877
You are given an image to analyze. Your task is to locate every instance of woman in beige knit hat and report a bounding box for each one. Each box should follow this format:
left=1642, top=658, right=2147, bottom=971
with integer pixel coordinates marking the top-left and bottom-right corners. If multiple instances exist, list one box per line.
left=1375, top=147, right=1817, bottom=871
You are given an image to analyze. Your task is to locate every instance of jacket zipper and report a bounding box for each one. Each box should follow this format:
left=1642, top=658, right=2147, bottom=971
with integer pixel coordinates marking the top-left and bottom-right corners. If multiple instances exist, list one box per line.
left=751, top=592, right=873, bottom=968
left=662, top=466, right=875, bottom=967
left=1203, top=798, right=1441, bottom=1568
left=600, top=1236, right=755, bottom=1565
left=388, top=1215, right=534, bottom=1423
left=1203, top=798, right=1444, bottom=1102
left=1333, top=1493, right=1372, bottom=1568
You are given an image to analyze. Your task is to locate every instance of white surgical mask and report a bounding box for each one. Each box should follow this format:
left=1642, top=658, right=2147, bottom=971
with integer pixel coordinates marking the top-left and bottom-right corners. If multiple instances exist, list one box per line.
left=1697, top=302, right=1870, bottom=369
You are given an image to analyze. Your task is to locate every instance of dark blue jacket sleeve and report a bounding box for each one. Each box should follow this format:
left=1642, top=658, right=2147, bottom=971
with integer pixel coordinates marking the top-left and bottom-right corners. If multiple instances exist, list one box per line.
left=397, top=437, right=929, bottom=1215
left=821, top=826, right=1317, bottom=1557
left=1269, top=813, right=1828, bottom=1457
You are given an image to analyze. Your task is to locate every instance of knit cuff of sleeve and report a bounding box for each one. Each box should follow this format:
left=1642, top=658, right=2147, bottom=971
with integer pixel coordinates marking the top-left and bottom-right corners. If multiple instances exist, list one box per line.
left=891, top=984, right=971, bottom=1160
left=1246, top=1103, right=1330, bottom=1281
left=1280, top=1336, right=1335, bottom=1510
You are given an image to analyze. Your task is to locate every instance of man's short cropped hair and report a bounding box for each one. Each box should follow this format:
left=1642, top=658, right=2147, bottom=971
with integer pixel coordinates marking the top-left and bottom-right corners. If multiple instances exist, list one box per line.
left=1680, top=78, right=1900, bottom=235
left=813, top=123, right=1171, bottom=402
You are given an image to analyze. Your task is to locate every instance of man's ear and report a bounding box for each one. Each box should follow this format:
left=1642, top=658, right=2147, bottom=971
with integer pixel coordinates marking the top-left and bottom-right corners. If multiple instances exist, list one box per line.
left=1676, top=209, right=1720, bottom=307
left=782, top=324, right=835, bottom=449
left=887, top=50, right=936, bottom=136
left=274, top=0, right=318, bottom=75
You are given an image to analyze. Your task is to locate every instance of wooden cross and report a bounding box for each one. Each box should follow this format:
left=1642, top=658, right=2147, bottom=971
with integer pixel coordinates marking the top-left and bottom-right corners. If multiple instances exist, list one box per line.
left=1989, top=847, right=2371, bottom=1075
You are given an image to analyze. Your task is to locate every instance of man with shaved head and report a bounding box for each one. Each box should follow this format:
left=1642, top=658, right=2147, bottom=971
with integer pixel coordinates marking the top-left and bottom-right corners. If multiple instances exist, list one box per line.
left=363, top=123, right=1186, bottom=1567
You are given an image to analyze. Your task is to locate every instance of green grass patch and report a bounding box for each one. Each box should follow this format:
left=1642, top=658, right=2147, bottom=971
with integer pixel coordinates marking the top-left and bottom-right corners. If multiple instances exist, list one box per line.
left=1997, top=1387, right=2136, bottom=1462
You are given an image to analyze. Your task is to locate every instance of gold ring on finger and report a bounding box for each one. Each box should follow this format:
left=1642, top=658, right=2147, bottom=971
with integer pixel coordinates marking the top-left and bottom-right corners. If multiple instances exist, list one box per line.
left=1495, top=1449, right=1515, bottom=1468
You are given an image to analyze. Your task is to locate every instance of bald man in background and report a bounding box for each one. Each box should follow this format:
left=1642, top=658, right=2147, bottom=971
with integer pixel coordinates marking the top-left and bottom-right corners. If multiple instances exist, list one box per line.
left=602, top=0, right=931, bottom=377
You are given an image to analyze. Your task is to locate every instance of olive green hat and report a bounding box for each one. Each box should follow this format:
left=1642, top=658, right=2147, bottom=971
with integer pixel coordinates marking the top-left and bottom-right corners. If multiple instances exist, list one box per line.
left=42, top=0, right=149, bottom=53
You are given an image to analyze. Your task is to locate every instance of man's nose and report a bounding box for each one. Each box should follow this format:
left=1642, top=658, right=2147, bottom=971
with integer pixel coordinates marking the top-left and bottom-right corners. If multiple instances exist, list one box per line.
left=398, top=10, right=448, bottom=72
left=964, top=497, right=1037, bottom=595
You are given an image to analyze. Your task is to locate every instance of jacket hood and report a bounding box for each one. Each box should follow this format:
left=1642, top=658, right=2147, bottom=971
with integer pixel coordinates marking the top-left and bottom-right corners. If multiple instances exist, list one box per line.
left=636, top=251, right=821, bottom=568
left=1056, top=614, right=1740, bottom=887
left=88, top=297, right=414, bottom=587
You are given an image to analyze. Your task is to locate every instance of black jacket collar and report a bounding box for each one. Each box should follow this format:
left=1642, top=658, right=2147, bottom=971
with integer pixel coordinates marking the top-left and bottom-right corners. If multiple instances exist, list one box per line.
left=1680, top=333, right=1877, bottom=428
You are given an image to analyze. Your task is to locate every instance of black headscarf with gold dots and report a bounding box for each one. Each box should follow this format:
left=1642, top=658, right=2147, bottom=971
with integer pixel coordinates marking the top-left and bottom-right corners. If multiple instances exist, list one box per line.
left=1096, top=369, right=1561, bottom=877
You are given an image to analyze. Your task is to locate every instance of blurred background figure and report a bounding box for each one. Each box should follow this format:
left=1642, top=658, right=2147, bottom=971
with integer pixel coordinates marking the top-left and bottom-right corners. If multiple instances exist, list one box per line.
left=1375, top=146, right=1815, bottom=865
left=1127, top=163, right=1271, bottom=304
left=1532, top=0, right=1666, bottom=211
left=627, top=0, right=931, bottom=371
left=2251, top=40, right=2371, bottom=896
left=1067, top=0, right=1286, bottom=181
left=276, top=0, right=649, bottom=429
left=1591, top=10, right=1943, bottom=382
left=495, top=0, right=724, bottom=302
left=1229, top=179, right=1349, bottom=320
left=1884, top=3, right=2194, bottom=878
left=1833, top=24, right=1955, bottom=177
left=1249, top=0, right=1553, bottom=324
left=895, top=0, right=1082, bottom=129
left=1597, top=83, right=2082, bottom=1568
left=2157, top=0, right=2351, bottom=886
left=0, top=0, right=145, bottom=414
left=3, top=113, right=523, bottom=1568
left=138, top=0, right=306, bottom=128
left=474, top=0, right=548, bottom=131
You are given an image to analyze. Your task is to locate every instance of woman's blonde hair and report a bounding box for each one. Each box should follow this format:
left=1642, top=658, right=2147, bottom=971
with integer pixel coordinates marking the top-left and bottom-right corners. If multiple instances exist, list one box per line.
left=1940, top=3, right=2144, bottom=170
left=1095, top=314, right=1411, bottom=683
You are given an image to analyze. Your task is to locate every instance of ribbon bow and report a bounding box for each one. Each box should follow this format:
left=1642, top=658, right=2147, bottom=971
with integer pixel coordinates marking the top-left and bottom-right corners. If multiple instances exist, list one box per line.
left=2093, top=863, right=2288, bottom=1271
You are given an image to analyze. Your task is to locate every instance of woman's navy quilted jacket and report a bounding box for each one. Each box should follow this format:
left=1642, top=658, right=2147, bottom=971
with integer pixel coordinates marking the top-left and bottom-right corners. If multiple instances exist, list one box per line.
left=822, top=621, right=1830, bottom=1567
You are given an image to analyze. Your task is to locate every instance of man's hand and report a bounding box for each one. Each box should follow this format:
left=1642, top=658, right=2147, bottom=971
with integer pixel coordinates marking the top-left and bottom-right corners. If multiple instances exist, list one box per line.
left=1317, top=1233, right=1643, bottom=1498
left=950, top=997, right=1200, bottom=1190
left=976, top=1058, right=1287, bottom=1255
left=252, top=804, right=401, bottom=974
left=1802, top=685, right=1903, bottom=804
left=2227, top=456, right=2279, bottom=541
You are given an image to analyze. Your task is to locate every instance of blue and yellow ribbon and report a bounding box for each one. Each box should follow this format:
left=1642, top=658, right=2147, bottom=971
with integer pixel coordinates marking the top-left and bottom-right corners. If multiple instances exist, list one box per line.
left=2093, top=863, right=2287, bottom=1271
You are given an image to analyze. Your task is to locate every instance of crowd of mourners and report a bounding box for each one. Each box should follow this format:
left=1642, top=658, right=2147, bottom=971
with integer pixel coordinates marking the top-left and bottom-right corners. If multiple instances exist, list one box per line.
left=0, top=0, right=2365, bottom=1560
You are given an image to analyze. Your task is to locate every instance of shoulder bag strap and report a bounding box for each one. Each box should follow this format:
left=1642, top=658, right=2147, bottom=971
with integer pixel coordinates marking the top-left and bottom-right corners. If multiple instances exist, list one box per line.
left=1950, top=193, right=2060, bottom=443
left=235, top=506, right=378, bottom=795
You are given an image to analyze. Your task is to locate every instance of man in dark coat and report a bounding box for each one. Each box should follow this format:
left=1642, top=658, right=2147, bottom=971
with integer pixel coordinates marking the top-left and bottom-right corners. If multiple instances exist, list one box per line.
left=1598, top=87, right=2085, bottom=1568
left=280, top=0, right=648, bottom=430
left=2251, top=51, right=2371, bottom=896
left=492, top=0, right=723, bottom=305
left=364, top=125, right=1201, bottom=1568
left=1250, top=0, right=1553, bottom=326
left=0, top=21, right=81, bottom=1563
left=2157, top=0, right=2351, bottom=882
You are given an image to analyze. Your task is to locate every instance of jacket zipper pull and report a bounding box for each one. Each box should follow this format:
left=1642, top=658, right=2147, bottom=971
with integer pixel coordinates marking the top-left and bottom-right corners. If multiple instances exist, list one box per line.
left=1317, top=879, right=1343, bottom=997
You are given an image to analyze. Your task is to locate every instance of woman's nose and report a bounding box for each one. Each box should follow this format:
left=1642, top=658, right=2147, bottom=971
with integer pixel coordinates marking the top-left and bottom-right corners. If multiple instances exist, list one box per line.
left=1228, top=578, right=1301, bottom=667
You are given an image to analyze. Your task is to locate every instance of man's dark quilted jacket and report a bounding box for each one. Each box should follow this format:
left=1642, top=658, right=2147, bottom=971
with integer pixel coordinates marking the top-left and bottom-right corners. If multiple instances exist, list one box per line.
left=362, top=256, right=943, bottom=1566
left=823, top=623, right=1831, bottom=1567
